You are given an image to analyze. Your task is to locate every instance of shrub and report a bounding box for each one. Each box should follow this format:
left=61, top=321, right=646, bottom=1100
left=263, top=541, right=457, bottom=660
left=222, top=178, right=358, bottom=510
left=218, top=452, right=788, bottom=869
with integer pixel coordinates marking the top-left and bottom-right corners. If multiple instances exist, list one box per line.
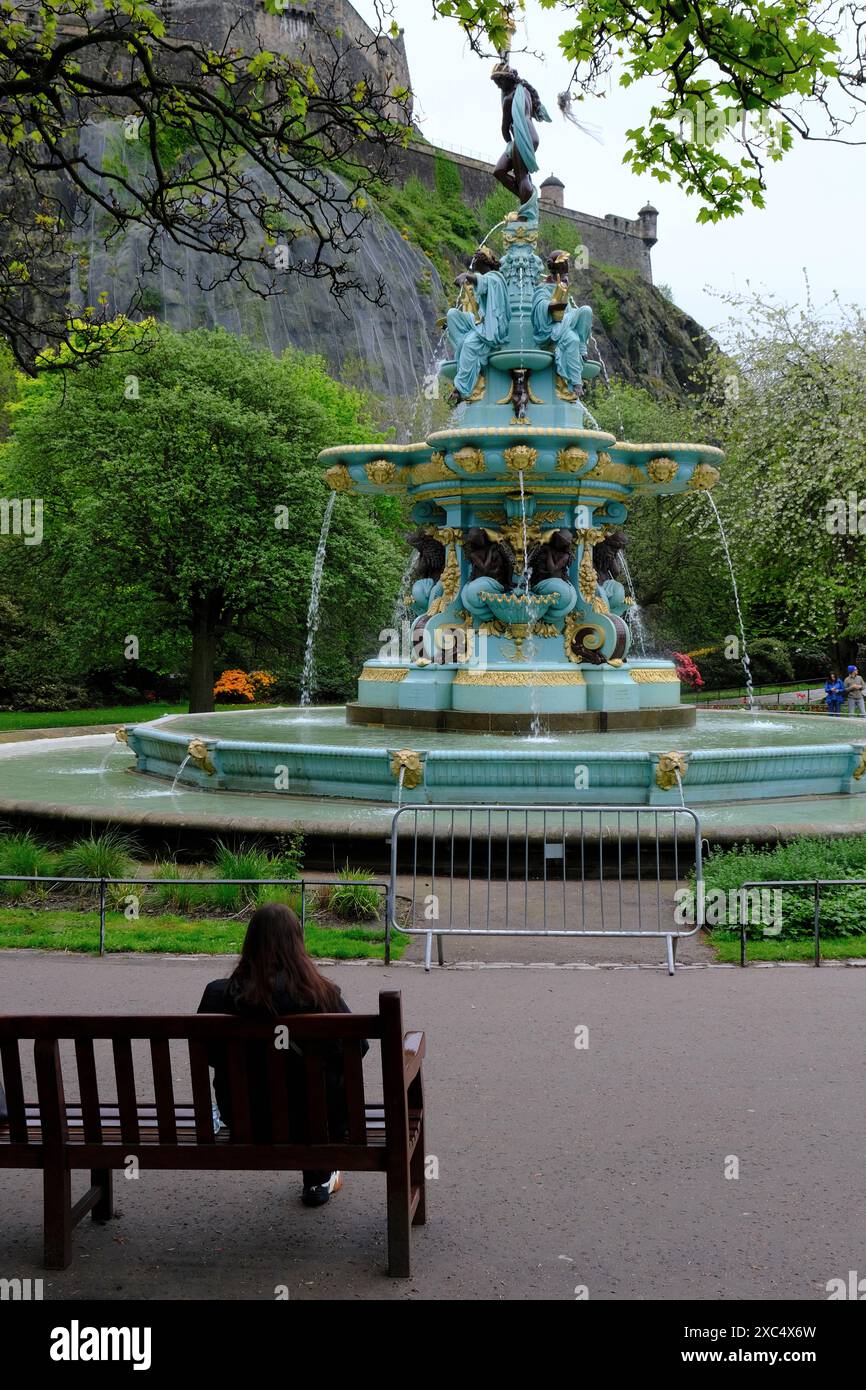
left=594, top=292, right=619, bottom=331
left=57, top=830, right=139, bottom=883
left=152, top=862, right=219, bottom=913
left=673, top=652, right=703, bottom=689
left=213, top=668, right=276, bottom=703
left=703, top=836, right=866, bottom=938
left=212, top=841, right=273, bottom=909
left=318, top=866, right=381, bottom=922
left=0, top=831, right=59, bottom=899
left=745, top=638, right=794, bottom=685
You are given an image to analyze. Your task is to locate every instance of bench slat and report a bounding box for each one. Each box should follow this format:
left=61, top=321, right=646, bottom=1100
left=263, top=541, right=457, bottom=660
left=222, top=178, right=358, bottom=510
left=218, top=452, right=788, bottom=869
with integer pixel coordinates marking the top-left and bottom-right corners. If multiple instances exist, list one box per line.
left=150, top=1039, right=177, bottom=1144
left=265, top=1046, right=291, bottom=1144
left=305, top=1046, right=329, bottom=1143
left=74, top=1038, right=102, bottom=1144
left=0, top=1039, right=27, bottom=1144
left=343, top=1039, right=367, bottom=1146
left=226, top=1041, right=252, bottom=1143
left=188, top=1041, right=215, bottom=1143
left=112, top=1038, right=139, bottom=1144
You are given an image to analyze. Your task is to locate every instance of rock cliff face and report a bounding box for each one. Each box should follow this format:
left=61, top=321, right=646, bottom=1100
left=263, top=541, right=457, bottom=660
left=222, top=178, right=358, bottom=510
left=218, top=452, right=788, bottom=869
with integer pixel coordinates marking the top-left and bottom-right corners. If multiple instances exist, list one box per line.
left=77, top=123, right=443, bottom=402
left=570, top=266, right=712, bottom=396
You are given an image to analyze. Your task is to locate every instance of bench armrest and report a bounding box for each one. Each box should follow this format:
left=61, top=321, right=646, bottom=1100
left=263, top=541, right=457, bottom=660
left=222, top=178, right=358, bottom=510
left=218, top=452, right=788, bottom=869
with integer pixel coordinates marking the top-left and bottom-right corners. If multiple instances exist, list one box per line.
left=403, top=1031, right=425, bottom=1085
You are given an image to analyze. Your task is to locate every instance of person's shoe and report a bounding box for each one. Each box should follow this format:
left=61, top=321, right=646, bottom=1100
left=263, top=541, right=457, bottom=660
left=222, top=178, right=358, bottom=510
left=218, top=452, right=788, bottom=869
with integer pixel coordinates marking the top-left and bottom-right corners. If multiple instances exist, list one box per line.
left=301, top=1172, right=343, bottom=1208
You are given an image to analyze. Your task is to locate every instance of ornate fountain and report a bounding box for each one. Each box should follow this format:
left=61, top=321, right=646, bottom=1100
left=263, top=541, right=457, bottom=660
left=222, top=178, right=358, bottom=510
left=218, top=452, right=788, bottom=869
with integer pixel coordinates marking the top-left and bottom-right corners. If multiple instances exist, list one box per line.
left=320, top=62, right=722, bottom=735
left=108, top=62, right=866, bottom=813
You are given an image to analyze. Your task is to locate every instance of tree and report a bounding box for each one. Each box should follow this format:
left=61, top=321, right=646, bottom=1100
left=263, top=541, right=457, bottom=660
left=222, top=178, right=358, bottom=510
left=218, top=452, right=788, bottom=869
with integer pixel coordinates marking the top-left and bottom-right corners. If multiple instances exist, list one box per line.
left=0, top=1, right=411, bottom=370
left=433, top=1, right=861, bottom=219
left=588, top=379, right=734, bottom=652
left=696, top=291, right=866, bottom=670
left=0, top=322, right=404, bottom=710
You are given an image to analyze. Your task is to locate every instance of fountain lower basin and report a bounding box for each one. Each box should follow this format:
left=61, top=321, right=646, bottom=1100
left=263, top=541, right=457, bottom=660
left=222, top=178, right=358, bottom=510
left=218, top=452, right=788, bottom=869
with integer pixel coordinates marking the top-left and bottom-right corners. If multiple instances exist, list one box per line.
left=115, top=707, right=866, bottom=807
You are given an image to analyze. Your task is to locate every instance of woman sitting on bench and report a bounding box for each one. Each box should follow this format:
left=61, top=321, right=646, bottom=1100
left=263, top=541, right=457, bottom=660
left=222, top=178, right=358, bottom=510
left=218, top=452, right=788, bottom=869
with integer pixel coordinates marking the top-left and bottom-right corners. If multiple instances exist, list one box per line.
left=197, top=901, right=367, bottom=1207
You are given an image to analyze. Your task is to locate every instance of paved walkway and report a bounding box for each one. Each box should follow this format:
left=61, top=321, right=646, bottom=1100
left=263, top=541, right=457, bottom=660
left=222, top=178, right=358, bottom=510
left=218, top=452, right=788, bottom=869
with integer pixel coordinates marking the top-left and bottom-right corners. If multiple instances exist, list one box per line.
left=1, top=951, right=862, bottom=1300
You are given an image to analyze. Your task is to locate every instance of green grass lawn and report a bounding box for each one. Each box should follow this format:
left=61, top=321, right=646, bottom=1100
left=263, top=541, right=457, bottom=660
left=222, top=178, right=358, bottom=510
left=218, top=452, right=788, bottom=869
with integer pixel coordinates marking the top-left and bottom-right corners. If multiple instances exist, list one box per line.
left=0, top=703, right=271, bottom=732
left=0, top=907, right=407, bottom=960
left=711, top=933, right=866, bottom=963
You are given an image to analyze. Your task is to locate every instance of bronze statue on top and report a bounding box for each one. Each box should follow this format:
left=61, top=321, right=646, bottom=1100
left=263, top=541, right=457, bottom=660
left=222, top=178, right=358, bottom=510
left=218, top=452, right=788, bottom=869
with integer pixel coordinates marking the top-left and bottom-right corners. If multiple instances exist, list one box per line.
left=492, top=62, right=551, bottom=214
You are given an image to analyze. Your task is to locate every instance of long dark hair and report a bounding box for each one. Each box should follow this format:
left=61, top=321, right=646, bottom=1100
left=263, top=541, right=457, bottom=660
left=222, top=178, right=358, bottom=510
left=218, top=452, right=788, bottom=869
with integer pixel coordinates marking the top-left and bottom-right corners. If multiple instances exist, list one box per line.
left=228, top=902, right=341, bottom=1013
left=521, top=77, right=546, bottom=121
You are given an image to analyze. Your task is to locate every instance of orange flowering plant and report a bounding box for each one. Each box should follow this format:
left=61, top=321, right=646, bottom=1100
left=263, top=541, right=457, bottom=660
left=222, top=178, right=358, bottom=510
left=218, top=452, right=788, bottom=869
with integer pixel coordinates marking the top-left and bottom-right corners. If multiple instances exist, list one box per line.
left=213, top=669, right=276, bottom=703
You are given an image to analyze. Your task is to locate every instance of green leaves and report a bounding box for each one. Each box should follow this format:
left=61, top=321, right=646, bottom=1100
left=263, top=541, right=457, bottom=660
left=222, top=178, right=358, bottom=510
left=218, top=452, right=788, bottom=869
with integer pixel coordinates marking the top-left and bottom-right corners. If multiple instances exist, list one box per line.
left=433, top=1, right=853, bottom=220
left=0, top=326, right=404, bottom=701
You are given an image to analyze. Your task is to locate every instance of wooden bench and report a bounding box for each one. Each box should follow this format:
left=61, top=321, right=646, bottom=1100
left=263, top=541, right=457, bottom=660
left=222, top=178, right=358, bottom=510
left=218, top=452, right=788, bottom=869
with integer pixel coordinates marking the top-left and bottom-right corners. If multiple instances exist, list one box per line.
left=0, top=989, right=426, bottom=1277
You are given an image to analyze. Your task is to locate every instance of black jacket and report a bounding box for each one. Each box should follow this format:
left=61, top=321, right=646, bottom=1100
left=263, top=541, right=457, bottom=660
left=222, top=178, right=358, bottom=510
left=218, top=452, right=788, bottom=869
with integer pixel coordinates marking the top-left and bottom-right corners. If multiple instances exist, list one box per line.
left=197, top=976, right=368, bottom=1142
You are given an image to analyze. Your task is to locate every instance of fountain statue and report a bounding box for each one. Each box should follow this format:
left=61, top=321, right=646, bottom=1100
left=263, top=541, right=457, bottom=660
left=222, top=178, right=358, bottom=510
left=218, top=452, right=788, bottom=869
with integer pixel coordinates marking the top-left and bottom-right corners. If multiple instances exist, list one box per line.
left=319, top=61, right=724, bottom=734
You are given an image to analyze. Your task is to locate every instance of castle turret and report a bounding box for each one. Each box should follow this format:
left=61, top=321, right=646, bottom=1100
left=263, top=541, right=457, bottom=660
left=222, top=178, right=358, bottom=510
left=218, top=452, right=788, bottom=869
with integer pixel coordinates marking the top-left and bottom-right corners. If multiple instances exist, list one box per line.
left=540, top=174, right=565, bottom=209
left=638, top=203, right=658, bottom=247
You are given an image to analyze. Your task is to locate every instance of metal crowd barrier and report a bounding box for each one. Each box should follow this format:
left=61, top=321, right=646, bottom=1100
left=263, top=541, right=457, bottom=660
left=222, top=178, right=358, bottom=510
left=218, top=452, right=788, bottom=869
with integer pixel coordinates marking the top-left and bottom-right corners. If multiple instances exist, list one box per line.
left=738, top=878, right=866, bottom=967
left=389, top=804, right=704, bottom=974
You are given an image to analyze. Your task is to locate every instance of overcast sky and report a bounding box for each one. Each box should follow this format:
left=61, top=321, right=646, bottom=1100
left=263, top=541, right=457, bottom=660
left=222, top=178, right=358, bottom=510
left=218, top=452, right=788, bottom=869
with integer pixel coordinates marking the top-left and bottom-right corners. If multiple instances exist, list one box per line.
left=355, top=2, right=865, bottom=343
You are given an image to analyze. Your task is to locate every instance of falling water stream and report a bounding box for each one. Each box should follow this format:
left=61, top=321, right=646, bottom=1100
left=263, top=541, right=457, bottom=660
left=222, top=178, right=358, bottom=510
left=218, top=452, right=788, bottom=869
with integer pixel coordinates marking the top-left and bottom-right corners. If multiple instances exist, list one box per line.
left=391, top=549, right=419, bottom=638
left=170, top=755, right=191, bottom=796
left=300, top=491, right=337, bottom=707
left=703, top=492, right=755, bottom=711
left=619, top=554, right=648, bottom=658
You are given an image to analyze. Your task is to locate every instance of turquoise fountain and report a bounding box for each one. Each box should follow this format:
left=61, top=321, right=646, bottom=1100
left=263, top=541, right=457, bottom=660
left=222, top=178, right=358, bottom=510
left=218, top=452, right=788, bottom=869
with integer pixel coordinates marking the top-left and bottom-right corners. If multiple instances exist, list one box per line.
left=107, top=66, right=866, bottom=815
left=321, top=219, right=721, bottom=737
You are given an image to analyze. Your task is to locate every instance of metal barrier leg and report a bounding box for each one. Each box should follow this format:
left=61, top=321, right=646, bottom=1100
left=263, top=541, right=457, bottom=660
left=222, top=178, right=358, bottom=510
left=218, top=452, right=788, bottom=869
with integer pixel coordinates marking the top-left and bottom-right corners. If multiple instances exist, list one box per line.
left=665, top=935, right=676, bottom=975
left=424, top=931, right=433, bottom=972
left=437, top=933, right=445, bottom=967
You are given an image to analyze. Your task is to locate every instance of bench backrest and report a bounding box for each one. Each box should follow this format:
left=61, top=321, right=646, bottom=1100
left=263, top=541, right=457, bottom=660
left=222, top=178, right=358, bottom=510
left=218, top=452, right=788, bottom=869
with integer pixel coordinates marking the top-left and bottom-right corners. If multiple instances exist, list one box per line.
left=0, top=989, right=406, bottom=1152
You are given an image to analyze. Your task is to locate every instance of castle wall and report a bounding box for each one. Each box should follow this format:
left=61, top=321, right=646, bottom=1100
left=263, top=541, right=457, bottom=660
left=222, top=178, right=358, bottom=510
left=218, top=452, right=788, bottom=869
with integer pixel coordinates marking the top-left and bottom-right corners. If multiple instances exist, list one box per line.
left=169, top=2, right=412, bottom=119
left=392, top=141, right=655, bottom=282
left=165, top=3, right=655, bottom=281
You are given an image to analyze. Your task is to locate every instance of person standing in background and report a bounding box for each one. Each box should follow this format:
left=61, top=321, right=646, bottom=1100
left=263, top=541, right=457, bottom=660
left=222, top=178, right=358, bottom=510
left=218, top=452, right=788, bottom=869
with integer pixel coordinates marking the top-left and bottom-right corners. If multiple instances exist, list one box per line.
left=825, top=672, right=844, bottom=715
left=844, top=664, right=866, bottom=716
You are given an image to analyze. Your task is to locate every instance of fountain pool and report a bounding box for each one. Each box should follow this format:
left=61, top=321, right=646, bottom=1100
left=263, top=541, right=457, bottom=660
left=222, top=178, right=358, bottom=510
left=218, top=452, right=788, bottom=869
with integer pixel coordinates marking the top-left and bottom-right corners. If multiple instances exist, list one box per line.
left=2, top=713, right=866, bottom=857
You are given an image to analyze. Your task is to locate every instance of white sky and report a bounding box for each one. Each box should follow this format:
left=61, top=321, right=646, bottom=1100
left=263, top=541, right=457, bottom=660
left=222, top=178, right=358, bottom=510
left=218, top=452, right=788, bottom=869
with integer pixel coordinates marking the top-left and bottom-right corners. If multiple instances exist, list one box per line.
left=355, top=2, right=865, bottom=342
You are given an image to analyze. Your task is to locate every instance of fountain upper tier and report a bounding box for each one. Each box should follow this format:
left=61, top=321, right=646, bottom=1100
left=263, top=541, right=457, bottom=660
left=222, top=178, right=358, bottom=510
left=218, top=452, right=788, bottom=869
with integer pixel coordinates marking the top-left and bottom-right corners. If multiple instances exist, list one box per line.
left=318, top=216, right=722, bottom=731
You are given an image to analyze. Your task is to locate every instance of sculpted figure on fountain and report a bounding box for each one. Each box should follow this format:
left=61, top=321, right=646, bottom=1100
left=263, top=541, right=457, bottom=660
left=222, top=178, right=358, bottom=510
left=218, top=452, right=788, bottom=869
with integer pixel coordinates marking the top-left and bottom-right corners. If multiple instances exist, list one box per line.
left=592, top=530, right=631, bottom=619
left=526, top=528, right=577, bottom=622
left=461, top=527, right=514, bottom=623
left=405, top=528, right=446, bottom=617
left=492, top=61, right=551, bottom=218
left=446, top=247, right=511, bottom=405
left=531, top=251, right=593, bottom=399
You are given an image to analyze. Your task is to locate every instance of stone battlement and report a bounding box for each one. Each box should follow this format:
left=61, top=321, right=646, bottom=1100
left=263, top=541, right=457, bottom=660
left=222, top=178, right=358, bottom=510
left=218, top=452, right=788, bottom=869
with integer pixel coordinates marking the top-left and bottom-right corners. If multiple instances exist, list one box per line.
left=395, top=140, right=658, bottom=281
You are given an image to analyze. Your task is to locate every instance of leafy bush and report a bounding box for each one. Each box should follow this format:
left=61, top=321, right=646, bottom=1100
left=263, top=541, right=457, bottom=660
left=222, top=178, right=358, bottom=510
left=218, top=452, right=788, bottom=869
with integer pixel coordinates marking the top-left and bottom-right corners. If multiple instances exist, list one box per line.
left=318, top=866, right=381, bottom=922
left=594, top=292, right=619, bottom=331
left=703, top=836, right=866, bottom=938
left=57, top=830, right=139, bottom=884
left=744, top=638, right=794, bottom=685
left=254, top=886, right=304, bottom=914
left=0, top=832, right=59, bottom=899
left=153, top=863, right=219, bottom=913
left=211, top=841, right=273, bottom=909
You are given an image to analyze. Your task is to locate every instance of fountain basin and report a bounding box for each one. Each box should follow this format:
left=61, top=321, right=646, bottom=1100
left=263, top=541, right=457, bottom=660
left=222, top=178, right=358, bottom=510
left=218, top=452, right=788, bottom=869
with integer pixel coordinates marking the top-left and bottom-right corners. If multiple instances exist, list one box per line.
left=477, top=589, right=557, bottom=625
left=114, top=708, right=866, bottom=807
